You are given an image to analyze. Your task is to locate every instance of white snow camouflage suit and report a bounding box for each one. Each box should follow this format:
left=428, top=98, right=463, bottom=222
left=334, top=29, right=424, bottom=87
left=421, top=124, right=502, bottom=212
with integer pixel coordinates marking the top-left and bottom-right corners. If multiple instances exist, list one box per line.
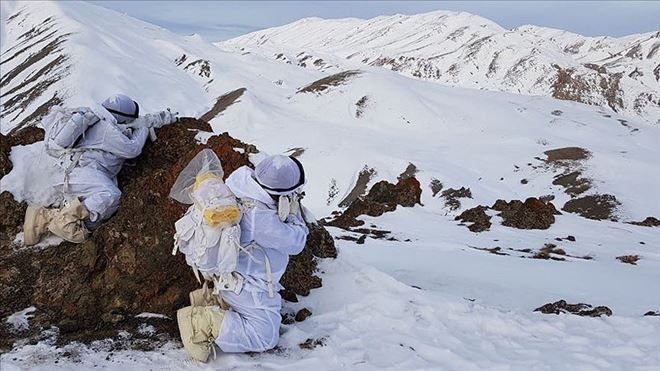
left=216, top=165, right=309, bottom=352
left=43, top=106, right=149, bottom=228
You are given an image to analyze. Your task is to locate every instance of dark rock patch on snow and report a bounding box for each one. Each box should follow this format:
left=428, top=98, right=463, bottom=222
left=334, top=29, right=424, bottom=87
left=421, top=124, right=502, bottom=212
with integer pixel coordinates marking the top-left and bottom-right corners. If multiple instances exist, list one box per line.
left=552, top=171, right=591, bottom=196
left=183, top=59, right=211, bottom=78
left=355, top=95, right=369, bottom=118
left=429, top=179, right=443, bottom=197
left=629, top=217, right=660, bottom=227
left=534, top=300, right=612, bottom=317
left=543, top=147, right=591, bottom=164
left=294, top=308, right=312, bottom=322
left=299, top=337, right=326, bottom=350
left=397, top=163, right=417, bottom=181
left=616, top=255, right=640, bottom=265
left=492, top=197, right=560, bottom=230
left=441, top=187, right=472, bottom=210
left=455, top=206, right=491, bottom=232
left=468, top=243, right=592, bottom=261
left=328, top=176, right=421, bottom=230
left=297, top=70, right=361, bottom=94
left=280, top=223, right=337, bottom=300
left=562, top=194, right=620, bottom=221
left=531, top=243, right=567, bottom=261
left=338, top=166, right=376, bottom=208
left=199, top=88, right=246, bottom=122
left=468, top=245, right=507, bottom=256
left=326, top=170, right=421, bottom=242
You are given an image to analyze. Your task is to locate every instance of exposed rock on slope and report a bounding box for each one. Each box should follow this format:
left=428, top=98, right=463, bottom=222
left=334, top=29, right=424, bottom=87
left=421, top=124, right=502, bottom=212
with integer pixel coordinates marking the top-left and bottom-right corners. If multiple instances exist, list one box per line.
left=562, top=194, right=620, bottom=221
left=455, top=197, right=560, bottom=232
left=455, top=206, right=491, bottom=232
left=199, top=88, right=247, bottom=122
left=0, top=118, right=336, bottom=349
left=534, top=300, right=612, bottom=317
left=492, top=198, right=560, bottom=230
left=1, top=11, right=72, bottom=134
left=327, top=175, right=422, bottom=230
left=297, top=70, right=361, bottom=94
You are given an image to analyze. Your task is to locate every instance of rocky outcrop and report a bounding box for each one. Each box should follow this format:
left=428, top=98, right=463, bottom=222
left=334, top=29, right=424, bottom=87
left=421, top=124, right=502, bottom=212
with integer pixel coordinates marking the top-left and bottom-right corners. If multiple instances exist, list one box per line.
left=0, top=118, right=336, bottom=349
left=327, top=176, right=422, bottom=230
left=455, top=206, right=491, bottom=232
left=562, top=194, right=620, bottom=221
left=492, top=197, right=560, bottom=230
left=534, top=300, right=612, bottom=317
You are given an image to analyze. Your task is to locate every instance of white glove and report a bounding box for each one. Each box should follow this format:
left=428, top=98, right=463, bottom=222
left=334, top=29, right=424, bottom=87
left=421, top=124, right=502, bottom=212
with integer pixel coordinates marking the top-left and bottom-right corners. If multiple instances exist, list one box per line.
left=289, top=195, right=300, bottom=216
left=80, top=109, right=100, bottom=129
left=277, top=196, right=291, bottom=222
left=151, top=109, right=178, bottom=128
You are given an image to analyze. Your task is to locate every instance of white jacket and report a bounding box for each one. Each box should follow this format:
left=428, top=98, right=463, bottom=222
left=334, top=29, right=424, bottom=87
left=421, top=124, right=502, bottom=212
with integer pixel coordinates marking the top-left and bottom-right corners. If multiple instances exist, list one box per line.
left=44, top=106, right=149, bottom=177
left=225, top=166, right=309, bottom=293
left=42, top=106, right=149, bottom=225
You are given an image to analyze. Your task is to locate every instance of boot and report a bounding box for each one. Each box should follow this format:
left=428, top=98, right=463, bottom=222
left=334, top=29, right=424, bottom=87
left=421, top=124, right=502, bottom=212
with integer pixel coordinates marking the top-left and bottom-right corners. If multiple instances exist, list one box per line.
left=189, top=282, right=230, bottom=309
left=177, top=305, right=225, bottom=362
left=189, top=289, right=230, bottom=310
left=48, top=198, right=90, bottom=243
left=23, top=205, right=54, bottom=246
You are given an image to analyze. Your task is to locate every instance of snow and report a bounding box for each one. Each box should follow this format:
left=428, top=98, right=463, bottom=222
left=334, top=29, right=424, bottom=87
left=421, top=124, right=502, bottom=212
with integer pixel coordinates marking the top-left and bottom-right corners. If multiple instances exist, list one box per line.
left=1, top=142, right=65, bottom=206
left=3, top=258, right=660, bottom=369
left=6, top=306, right=36, bottom=332
left=134, top=313, right=170, bottom=320
left=13, top=232, right=64, bottom=249
left=2, top=1, right=660, bottom=369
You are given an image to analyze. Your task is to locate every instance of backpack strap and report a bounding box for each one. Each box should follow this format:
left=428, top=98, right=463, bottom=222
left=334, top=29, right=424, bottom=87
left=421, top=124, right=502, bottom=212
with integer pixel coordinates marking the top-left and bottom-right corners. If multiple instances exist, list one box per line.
left=239, top=242, right=275, bottom=298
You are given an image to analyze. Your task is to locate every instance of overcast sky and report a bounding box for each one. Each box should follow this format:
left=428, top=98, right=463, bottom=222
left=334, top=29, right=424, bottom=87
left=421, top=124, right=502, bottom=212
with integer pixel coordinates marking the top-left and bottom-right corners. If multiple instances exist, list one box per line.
left=92, top=1, right=660, bottom=42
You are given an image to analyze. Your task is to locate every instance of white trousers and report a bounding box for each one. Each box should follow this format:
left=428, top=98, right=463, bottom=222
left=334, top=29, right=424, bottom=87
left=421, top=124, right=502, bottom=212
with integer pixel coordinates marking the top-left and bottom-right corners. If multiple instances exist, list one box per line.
left=215, top=289, right=281, bottom=353
left=64, top=167, right=121, bottom=228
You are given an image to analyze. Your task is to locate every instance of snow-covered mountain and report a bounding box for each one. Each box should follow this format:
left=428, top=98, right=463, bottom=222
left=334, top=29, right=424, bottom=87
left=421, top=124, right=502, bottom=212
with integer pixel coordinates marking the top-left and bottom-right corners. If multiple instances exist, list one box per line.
left=220, top=11, right=660, bottom=123
left=2, top=1, right=660, bottom=369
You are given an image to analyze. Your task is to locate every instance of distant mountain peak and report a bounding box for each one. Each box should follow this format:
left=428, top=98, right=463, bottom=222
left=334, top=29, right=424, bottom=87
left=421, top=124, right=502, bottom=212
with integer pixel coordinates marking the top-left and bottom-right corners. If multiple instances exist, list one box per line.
left=222, top=11, right=659, bottom=122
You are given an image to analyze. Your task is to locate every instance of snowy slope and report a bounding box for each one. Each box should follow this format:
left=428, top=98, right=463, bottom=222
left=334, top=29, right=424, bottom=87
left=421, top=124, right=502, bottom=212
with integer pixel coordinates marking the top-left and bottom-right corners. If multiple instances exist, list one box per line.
left=2, top=2, right=660, bottom=369
left=220, top=11, right=660, bottom=123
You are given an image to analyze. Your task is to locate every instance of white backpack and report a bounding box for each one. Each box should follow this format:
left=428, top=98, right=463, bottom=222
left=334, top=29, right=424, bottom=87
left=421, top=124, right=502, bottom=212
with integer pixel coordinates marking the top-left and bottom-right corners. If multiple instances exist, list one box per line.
left=170, top=149, right=245, bottom=295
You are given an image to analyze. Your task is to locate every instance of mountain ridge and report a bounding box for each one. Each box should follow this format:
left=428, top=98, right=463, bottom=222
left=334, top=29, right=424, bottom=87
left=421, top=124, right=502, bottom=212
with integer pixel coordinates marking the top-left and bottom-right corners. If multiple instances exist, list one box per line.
left=220, top=11, right=660, bottom=123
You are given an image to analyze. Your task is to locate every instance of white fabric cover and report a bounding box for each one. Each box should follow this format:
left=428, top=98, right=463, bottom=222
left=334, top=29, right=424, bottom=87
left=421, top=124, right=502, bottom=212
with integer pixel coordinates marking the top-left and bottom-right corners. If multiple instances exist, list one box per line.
left=101, top=94, right=138, bottom=124
left=173, top=171, right=244, bottom=294
left=254, top=155, right=302, bottom=195
left=170, top=149, right=225, bottom=205
left=215, top=165, right=309, bottom=353
left=41, top=105, right=149, bottom=226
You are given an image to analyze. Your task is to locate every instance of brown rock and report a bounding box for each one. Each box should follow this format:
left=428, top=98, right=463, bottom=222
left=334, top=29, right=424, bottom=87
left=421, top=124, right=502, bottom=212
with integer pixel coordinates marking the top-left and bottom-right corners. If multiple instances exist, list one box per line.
left=299, top=337, right=326, bottom=349
left=629, top=217, right=660, bottom=227
left=327, top=172, right=422, bottom=230
left=0, top=118, right=336, bottom=348
left=616, top=255, right=640, bottom=265
left=455, top=206, right=491, bottom=232
left=562, top=194, right=620, bottom=221
left=534, top=300, right=612, bottom=317
left=294, top=308, right=312, bottom=322
left=441, top=187, right=472, bottom=210
left=492, top=197, right=559, bottom=230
